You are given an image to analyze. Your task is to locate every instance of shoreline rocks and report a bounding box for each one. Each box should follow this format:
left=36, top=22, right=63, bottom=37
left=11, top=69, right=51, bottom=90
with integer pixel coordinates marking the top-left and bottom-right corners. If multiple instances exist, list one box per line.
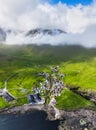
left=59, top=109, right=96, bottom=130
left=0, top=104, right=44, bottom=115
left=0, top=105, right=96, bottom=129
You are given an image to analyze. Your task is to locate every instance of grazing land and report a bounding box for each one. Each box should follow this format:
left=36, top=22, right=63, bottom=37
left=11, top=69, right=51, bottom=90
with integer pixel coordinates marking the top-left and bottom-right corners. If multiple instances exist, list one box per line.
left=0, top=44, right=96, bottom=110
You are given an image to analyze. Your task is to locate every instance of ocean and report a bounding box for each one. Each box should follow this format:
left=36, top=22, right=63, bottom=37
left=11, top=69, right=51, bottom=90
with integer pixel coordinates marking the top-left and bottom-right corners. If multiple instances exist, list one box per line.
left=0, top=111, right=59, bottom=130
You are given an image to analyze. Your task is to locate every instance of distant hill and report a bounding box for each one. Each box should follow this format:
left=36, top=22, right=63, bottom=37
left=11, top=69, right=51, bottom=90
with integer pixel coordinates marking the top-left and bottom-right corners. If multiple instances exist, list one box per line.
left=0, top=44, right=96, bottom=64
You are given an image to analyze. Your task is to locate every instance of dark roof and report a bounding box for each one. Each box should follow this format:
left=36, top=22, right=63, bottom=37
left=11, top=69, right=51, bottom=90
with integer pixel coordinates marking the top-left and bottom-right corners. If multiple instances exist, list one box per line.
left=28, top=93, right=42, bottom=104
left=28, top=95, right=36, bottom=104
left=3, top=92, right=15, bottom=102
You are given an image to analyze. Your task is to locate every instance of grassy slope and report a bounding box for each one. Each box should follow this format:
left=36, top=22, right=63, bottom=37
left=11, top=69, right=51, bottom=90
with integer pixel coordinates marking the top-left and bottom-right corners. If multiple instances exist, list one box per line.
left=0, top=44, right=96, bottom=110
left=60, top=59, right=96, bottom=91
left=56, top=88, right=93, bottom=110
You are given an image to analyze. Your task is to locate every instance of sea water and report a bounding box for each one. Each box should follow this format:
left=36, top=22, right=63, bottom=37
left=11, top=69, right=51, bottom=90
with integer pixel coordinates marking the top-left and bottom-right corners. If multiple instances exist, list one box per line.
left=0, top=111, right=59, bottom=130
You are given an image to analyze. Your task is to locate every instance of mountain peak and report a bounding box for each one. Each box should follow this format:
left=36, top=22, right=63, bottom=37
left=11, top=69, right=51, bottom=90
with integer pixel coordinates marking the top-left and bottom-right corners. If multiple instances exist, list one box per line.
left=25, top=28, right=66, bottom=37
left=0, top=27, right=67, bottom=44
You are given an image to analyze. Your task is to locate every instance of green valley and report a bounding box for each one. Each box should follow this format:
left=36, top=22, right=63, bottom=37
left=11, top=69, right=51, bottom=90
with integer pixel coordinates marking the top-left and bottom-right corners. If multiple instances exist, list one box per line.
left=0, top=44, right=96, bottom=110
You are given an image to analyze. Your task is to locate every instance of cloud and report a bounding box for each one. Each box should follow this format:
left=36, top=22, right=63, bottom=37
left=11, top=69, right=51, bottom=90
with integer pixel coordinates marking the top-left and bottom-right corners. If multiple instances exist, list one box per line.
left=5, top=24, right=96, bottom=48
left=0, top=0, right=96, bottom=47
left=0, top=0, right=41, bottom=29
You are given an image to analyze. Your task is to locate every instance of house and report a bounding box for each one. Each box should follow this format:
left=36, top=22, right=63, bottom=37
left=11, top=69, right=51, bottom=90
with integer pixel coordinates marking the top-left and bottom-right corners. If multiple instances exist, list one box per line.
left=28, top=93, right=45, bottom=105
left=3, top=92, right=15, bottom=102
left=52, top=67, right=59, bottom=73
left=59, top=73, right=66, bottom=77
left=0, top=88, right=15, bottom=102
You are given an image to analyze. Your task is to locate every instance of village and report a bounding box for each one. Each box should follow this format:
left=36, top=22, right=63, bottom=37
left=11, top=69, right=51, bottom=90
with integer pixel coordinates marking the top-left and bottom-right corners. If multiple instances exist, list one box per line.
left=0, top=66, right=65, bottom=117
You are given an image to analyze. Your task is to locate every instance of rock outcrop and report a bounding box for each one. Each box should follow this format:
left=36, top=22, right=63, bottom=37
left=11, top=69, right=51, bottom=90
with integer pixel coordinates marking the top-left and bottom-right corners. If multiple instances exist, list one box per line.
left=58, top=109, right=96, bottom=130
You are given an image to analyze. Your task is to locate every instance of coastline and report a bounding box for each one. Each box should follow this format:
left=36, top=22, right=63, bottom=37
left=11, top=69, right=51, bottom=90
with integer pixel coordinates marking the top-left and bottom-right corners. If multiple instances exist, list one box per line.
left=0, top=104, right=44, bottom=115
left=0, top=104, right=96, bottom=129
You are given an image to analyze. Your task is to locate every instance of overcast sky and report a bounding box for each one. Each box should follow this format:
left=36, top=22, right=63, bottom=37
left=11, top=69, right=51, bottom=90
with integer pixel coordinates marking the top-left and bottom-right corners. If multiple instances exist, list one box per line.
left=0, top=0, right=96, bottom=47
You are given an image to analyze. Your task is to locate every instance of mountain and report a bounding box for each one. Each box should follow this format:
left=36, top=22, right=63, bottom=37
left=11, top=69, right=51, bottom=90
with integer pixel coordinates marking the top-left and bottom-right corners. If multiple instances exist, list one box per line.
left=0, top=28, right=6, bottom=41
left=0, top=28, right=66, bottom=44
left=25, top=28, right=66, bottom=37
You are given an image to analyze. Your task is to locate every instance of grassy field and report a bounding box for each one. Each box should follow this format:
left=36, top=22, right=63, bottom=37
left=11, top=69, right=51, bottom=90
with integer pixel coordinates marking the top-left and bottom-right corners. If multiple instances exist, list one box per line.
left=56, top=88, right=93, bottom=110
left=60, top=59, right=96, bottom=91
left=0, top=44, right=96, bottom=110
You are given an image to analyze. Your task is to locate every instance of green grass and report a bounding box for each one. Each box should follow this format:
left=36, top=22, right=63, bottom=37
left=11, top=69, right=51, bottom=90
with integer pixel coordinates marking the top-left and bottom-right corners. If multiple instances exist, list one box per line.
left=0, top=44, right=96, bottom=110
left=0, top=98, right=10, bottom=109
left=60, top=59, right=96, bottom=91
left=56, top=88, right=94, bottom=110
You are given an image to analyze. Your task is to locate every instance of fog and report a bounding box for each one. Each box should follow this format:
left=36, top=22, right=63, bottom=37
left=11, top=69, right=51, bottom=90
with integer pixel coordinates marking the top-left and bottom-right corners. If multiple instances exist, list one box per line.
left=0, top=0, right=96, bottom=47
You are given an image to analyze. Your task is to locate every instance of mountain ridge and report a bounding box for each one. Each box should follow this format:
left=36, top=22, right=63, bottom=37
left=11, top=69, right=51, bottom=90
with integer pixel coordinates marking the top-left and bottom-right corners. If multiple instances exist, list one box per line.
left=0, top=27, right=66, bottom=43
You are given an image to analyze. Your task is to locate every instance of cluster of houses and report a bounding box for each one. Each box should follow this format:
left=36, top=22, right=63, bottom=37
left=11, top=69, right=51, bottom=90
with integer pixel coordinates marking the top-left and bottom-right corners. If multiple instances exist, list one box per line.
left=28, top=66, right=65, bottom=105
left=0, top=66, right=65, bottom=107
left=52, top=79, right=64, bottom=97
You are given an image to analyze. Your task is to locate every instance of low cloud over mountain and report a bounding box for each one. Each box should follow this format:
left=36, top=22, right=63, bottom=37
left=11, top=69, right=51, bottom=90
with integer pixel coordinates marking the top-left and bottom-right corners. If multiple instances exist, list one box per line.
left=0, top=0, right=96, bottom=47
